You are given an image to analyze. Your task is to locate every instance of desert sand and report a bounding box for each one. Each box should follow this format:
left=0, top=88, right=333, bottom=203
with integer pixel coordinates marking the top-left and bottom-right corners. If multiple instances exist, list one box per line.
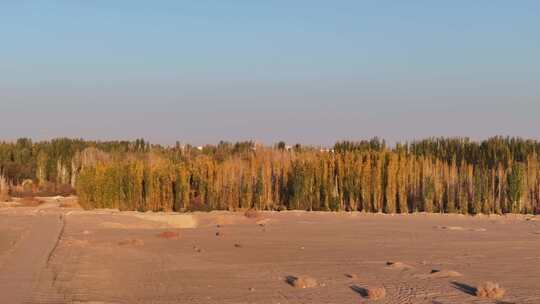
left=1, top=197, right=539, bottom=303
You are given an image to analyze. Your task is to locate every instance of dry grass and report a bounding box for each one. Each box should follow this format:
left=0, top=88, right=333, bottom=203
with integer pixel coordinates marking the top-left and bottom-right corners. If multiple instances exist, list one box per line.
left=476, top=281, right=505, bottom=299
left=59, top=198, right=80, bottom=208
left=10, top=182, right=75, bottom=198
left=0, top=193, right=11, bottom=202
left=367, top=286, right=386, bottom=300
left=17, top=197, right=44, bottom=207
left=287, top=275, right=318, bottom=289
left=0, top=175, right=10, bottom=202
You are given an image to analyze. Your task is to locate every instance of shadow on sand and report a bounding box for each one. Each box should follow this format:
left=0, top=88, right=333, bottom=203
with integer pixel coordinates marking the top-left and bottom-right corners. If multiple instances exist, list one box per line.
left=451, top=281, right=477, bottom=296
left=350, top=285, right=369, bottom=298
left=285, top=276, right=298, bottom=286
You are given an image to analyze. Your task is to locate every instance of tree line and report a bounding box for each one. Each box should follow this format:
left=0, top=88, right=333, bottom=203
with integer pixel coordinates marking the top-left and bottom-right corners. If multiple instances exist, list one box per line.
left=1, top=137, right=539, bottom=214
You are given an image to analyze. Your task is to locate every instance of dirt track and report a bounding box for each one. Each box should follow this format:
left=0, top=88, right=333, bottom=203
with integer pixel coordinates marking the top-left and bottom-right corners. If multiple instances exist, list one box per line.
left=1, top=197, right=540, bottom=303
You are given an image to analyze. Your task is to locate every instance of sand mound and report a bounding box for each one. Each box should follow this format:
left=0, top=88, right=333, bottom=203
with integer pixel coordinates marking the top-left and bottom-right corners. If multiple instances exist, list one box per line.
left=101, top=222, right=146, bottom=229
left=244, top=209, right=260, bottom=219
left=157, top=231, right=180, bottom=239
left=476, top=281, right=505, bottom=299
left=64, top=239, right=90, bottom=247
left=214, top=214, right=248, bottom=226
left=256, top=218, right=272, bottom=226
left=416, top=269, right=462, bottom=279
left=192, top=212, right=253, bottom=227
left=72, top=302, right=119, bottom=304
left=133, top=213, right=197, bottom=228
left=436, top=225, right=487, bottom=232
left=118, top=238, right=144, bottom=246
left=287, top=275, right=318, bottom=289
left=386, top=261, right=412, bottom=270
left=100, top=213, right=197, bottom=230
left=367, top=286, right=386, bottom=300
left=438, top=225, right=466, bottom=231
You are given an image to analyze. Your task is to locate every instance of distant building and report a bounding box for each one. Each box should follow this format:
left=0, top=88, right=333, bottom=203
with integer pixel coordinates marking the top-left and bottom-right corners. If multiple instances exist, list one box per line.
left=318, top=148, right=334, bottom=153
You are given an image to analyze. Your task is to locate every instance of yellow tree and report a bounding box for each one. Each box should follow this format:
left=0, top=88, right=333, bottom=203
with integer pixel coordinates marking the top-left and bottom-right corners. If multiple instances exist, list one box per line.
left=397, top=153, right=409, bottom=213
left=384, top=152, right=398, bottom=213
left=372, top=153, right=383, bottom=212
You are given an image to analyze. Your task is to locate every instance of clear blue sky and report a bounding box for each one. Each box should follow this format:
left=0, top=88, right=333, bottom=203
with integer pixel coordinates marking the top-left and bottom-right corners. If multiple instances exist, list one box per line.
left=1, top=1, right=539, bottom=146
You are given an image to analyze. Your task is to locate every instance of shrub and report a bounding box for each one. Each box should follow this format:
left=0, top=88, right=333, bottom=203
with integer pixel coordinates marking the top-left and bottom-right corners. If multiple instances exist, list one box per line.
left=287, top=275, right=318, bottom=289
left=476, top=281, right=505, bottom=299
left=0, top=175, right=10, bottom=202
left=367, top=286, right=386, bottom=300
left=17, top=196, right=44, bottom=207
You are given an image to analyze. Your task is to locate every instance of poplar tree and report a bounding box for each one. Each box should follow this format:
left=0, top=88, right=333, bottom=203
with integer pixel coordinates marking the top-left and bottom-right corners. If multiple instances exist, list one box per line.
left=397, top=154, right=409, bottom=213
left=384, top=153, right=398, bottom=213
left=507, top=163, right=525, bottom=213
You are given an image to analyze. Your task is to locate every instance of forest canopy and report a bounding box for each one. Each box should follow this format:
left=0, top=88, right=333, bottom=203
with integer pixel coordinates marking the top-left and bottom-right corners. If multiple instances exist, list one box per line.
left=1, top=137, right=539, bottom=214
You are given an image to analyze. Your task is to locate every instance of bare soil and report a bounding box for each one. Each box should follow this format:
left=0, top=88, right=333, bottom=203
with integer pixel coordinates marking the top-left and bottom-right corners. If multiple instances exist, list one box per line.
left=1, top=197, right=539, bottom=303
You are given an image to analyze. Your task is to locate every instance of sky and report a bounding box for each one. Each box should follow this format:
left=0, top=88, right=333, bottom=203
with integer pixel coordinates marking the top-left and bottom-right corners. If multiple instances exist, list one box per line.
left=1, top=1, right=539, bottom=146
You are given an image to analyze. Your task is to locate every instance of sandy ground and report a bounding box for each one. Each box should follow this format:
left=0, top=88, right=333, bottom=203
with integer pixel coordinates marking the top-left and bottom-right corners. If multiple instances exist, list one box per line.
left=1, top=198, right=539, bottom=303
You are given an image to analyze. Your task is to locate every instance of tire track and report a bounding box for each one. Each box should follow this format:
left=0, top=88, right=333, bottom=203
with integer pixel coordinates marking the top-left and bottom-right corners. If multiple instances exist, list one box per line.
left=46, top=214, right=66, bottom=265
left=0, top=213, right=64, bottom=304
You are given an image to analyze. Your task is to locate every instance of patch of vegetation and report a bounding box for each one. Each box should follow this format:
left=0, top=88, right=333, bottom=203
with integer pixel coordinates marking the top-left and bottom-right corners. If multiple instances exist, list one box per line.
left=0, top=137, right=539, bottom=214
